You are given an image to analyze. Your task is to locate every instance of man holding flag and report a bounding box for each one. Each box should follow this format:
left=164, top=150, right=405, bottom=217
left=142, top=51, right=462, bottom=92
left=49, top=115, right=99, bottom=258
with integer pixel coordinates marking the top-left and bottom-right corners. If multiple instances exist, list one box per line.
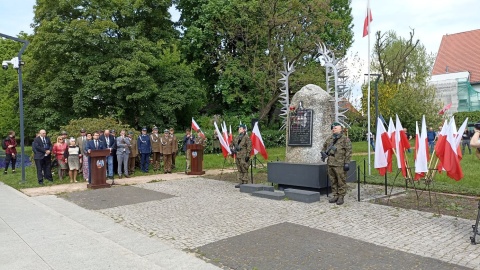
left=230, top=124, right=252, bottom=188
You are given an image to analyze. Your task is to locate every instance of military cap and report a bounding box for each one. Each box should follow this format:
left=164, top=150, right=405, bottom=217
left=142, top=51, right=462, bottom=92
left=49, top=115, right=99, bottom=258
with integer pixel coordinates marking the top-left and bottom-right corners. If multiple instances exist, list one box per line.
left=330, top=122, right=343, bottom=130
left=128, top=131, right=134, bottom=135
left=142, top=127, right=147, bottom=131
left=80, top=128, right=86, bottom=133
left=164, top=129, right=169, bottom=133
left=110, top=129, right=116, bottom=133
left=238, top=124, right=247, bottom=129
left=61, top=130, right=68, bottom=135
left=153, top=126, right=158, bottom=130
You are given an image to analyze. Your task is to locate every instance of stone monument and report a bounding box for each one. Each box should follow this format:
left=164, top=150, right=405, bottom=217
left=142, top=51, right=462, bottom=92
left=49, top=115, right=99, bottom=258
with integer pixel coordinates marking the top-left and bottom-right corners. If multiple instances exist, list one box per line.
left=286, top=84, right=334, bottom=163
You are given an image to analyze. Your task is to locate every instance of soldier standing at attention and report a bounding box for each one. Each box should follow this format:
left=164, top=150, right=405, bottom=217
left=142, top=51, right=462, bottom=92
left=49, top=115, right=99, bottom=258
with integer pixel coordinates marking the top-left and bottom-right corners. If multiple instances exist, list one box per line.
left=160, top=129, right=175, bottom=173
left=150, top=126, right=162, bottom=172
left=169, top=128, right=178, bottom=170
left=127, top=131, right=138, bottom=175
left=138, top=127, right=151, bottom=173
left=321, top=122, right=352, bottom=205
left=230, top=124, right=252, bottom=188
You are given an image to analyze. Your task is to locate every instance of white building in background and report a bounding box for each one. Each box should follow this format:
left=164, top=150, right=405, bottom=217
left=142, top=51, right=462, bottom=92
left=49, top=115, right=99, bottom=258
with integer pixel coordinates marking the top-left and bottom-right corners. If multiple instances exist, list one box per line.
left=430, top=29, right=480, bottom=113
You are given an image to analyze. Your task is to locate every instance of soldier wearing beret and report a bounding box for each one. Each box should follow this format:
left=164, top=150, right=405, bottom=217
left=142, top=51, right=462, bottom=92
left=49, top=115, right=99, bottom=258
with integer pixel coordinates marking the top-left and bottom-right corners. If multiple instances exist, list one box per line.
left=160, top=129, right=175, bottom=173
left=150, top=126, right=162, bottom=171
left=321, top=122, right=352, bottom=205
left=230, top=124, right=252, bottom=188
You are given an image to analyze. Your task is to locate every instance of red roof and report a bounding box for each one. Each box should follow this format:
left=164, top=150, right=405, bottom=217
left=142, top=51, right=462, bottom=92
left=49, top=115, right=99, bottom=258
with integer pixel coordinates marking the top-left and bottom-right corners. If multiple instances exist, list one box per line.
left=432, top=29, right=480, bottom=84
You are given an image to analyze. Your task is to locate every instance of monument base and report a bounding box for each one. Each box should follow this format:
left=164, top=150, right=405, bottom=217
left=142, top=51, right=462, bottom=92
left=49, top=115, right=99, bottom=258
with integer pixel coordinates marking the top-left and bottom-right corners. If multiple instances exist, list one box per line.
left=267, top=161, right=357, bottom=192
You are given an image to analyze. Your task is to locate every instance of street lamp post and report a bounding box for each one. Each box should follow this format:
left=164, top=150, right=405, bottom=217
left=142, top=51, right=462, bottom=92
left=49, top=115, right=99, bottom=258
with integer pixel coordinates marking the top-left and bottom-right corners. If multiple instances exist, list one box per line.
left=1, top=33, right=29, bottom=184
left=364, top=73, right=381, bottom=175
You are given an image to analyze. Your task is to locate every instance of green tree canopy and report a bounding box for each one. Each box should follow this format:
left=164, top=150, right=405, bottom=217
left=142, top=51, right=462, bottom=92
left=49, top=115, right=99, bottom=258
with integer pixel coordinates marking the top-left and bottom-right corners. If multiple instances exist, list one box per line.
left=175, top=0, right=354, bottom=122
left=23, top=0, right=204, bottom=136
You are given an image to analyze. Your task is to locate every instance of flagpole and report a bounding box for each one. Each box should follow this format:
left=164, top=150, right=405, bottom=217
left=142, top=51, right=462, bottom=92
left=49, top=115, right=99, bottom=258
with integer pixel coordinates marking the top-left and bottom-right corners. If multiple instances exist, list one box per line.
left=367, top=0, right=372, bottom=175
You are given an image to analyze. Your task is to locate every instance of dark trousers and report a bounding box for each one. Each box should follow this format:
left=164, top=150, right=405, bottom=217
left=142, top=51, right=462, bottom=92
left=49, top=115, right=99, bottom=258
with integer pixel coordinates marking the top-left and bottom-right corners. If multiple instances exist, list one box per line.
left=35, top=156, right=53, bottom=183
left=4, top=154, right=16, bottom=171
left=140, top=153, right=150, bottom=172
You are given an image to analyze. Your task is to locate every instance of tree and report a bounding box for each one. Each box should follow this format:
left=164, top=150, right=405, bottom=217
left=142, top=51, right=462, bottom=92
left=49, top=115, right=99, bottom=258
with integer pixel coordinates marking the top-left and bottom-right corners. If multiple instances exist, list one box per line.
left=23, top=0, right=203, bottom=135
left=361, top=30, right=441, bottom=130
left=175, top=0, right=354, bottom=122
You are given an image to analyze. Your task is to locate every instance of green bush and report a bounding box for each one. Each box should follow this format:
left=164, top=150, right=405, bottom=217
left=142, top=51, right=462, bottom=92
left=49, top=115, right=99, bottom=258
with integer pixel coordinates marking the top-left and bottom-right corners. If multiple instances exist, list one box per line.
left=347, top=125, right=367, bottom=142
left=58, top=116, right=135, bottom=139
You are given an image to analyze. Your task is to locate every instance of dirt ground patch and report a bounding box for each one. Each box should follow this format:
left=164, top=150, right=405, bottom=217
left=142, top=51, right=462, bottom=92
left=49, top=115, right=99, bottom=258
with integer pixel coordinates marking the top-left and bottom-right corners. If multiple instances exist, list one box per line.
left=205, top=173, right=480, bottom=220
left=373, top=190, right=480, bottom=220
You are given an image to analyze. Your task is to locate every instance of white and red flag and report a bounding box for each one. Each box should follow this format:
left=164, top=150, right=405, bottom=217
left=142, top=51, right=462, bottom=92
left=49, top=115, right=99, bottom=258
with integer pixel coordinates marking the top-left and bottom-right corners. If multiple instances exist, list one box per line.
left=414, top=116, right=429, bottom=180
left=434, top=120, right=448, bottom=172
left=363, top=2, right=373, bottom=37
left=395, top=115, right=411, bottom=177
left=386, top=118, right=396, bottom=173
left=250, top=122, right=268, bottom=160
left=374, top=118, right=393, bottom=176
left=438, top=103, right=452, bottom=115
left=214, top=122, right=231, bottom=157
left=228, top=125, right=233, bottom=145
left=443, top=118, right=468, bottom=181
left=191, top=118, right=206, bottom=138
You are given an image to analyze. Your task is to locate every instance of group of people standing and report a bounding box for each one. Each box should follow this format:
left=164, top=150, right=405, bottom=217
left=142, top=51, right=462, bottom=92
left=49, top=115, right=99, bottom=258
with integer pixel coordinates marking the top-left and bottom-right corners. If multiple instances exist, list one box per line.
left=137, top=126, right=179, bottom=174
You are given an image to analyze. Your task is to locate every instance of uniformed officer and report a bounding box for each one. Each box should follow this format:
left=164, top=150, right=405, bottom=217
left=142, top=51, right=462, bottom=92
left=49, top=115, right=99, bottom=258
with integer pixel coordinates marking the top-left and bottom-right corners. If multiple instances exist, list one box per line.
left=230, top=124, right=252, bottom=188
left=321, top=122, right=352, bottom=205
left=137, top=127, right=151, bottom=173
left=150, top=126, right=162, bottom=171
left=127, top=131, right=138, bottom=175
left=160, top=129, right=175, bottom=173
left=169, top=128, right=178, bottom=169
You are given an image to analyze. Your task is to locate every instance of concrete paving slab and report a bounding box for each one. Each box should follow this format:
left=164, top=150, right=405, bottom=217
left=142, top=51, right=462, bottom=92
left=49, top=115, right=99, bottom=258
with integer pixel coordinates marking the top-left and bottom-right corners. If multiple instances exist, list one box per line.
left=61, top=185, right=175, bottom=210
left=197, top=222, right=470, bottom=270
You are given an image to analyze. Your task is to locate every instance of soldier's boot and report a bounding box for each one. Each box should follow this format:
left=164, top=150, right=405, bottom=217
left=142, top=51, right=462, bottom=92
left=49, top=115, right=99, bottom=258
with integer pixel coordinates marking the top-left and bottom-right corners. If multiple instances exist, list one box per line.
left=336, top=196, right=344, bottom=205
left=328, top=196, right=338, bottom=203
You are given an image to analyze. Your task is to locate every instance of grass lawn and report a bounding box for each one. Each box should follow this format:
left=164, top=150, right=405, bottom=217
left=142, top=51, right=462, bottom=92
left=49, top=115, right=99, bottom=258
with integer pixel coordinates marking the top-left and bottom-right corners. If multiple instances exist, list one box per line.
left=2, top=143, right=480, bottom=197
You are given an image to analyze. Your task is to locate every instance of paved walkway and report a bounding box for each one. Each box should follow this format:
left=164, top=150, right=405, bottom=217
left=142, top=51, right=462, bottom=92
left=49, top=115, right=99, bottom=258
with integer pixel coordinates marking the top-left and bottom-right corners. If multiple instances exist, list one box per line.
left=2, top=171, right=480, bottom=269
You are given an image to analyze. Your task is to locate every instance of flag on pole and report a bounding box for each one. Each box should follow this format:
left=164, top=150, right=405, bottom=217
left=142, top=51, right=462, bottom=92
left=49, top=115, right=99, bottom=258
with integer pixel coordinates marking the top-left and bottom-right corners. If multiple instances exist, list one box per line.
left=414, top=116, right=429, bottom=180
left=443, top=119, right=466, bottom=181
left=435, top=120, right=448, bottom=172
left=214, top=122, right=231, bottom=157
left=363, top=3, right=373, bottom=37
left=250, top=122, right=268, bottom=160
left=228, top=125, right=233, bottom=145
left=387, top=117, right=396, bottom=173
left=438, top=103, right=452, bottom=115
left=454, top=118, right=469, bottom=161
left=395, top=115, right=411, bottom=177
left=374, top=118, right=393, bottom=176
left=191, top=118, right=206, bottom=138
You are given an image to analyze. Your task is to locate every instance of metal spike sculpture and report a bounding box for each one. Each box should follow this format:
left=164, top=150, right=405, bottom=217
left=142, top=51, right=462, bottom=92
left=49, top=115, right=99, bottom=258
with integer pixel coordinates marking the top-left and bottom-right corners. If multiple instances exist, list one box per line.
left=317, top=43, right=351, bottom=128
left=278, top=60, right=296, bottom=130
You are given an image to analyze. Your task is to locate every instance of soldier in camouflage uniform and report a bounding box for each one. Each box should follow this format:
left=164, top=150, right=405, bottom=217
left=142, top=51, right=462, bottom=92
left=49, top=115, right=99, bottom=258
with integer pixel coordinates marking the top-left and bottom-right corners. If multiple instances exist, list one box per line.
left=230, top=124, right=252, bottom=188
left=321, top=122, right=352, bottom=205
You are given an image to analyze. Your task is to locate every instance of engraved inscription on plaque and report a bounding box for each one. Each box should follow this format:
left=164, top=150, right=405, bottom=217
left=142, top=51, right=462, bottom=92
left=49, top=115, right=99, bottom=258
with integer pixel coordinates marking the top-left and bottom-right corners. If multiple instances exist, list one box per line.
left=288, top=109, right=313, bottom=146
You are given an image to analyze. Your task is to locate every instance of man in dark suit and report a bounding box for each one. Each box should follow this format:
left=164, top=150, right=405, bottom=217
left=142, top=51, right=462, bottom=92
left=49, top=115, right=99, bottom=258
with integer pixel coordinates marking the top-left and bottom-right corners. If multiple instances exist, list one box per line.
left=99, top=129, right=116, bottom=179
left=33, top=129, right=53, bottom=185
left=85, top=132, right=105, bottom=184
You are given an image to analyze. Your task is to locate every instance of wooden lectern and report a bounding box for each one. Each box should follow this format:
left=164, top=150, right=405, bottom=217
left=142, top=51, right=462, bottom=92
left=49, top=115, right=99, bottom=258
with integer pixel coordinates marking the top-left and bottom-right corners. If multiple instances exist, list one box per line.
left=87, top=149, right=111, bottom=189
left=187, top=144, right=205, bottom=175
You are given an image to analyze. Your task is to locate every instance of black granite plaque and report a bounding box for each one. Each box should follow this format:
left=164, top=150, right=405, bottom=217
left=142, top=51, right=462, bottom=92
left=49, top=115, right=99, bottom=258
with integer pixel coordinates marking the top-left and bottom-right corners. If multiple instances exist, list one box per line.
left=288, top=109, right=313, bottom=146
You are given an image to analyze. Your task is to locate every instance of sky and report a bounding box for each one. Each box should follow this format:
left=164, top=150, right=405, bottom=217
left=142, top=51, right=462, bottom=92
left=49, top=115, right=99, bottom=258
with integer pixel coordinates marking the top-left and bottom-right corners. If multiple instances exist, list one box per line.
left=1, top=0, right=479, bottom=101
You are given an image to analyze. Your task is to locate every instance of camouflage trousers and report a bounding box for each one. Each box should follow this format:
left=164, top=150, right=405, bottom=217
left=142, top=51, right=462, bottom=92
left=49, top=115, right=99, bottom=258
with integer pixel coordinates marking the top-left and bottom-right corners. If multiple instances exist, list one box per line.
left=235, top=157, right=250, bottom=184
left=327, top=165, right=346, bottom=197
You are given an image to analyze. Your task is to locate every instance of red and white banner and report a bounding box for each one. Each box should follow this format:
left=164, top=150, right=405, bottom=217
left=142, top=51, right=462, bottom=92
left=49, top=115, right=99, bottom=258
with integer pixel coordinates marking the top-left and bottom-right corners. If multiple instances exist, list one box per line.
left=387, top=117, right=396, bottom=173
left=395, top=115, right=411, bottom=177
left=414, top=116, right=429, bottom=180
left=250, top=122, right=268, bottom=160
left=191, top=118, right=206, bottom=138
left=374, top=118, right=393, bottom=176
left=214, top=121, right=231, bottom=157
left=363, top=4, right=373, bottom=37
left=443, top=118, right=468, bottom=181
